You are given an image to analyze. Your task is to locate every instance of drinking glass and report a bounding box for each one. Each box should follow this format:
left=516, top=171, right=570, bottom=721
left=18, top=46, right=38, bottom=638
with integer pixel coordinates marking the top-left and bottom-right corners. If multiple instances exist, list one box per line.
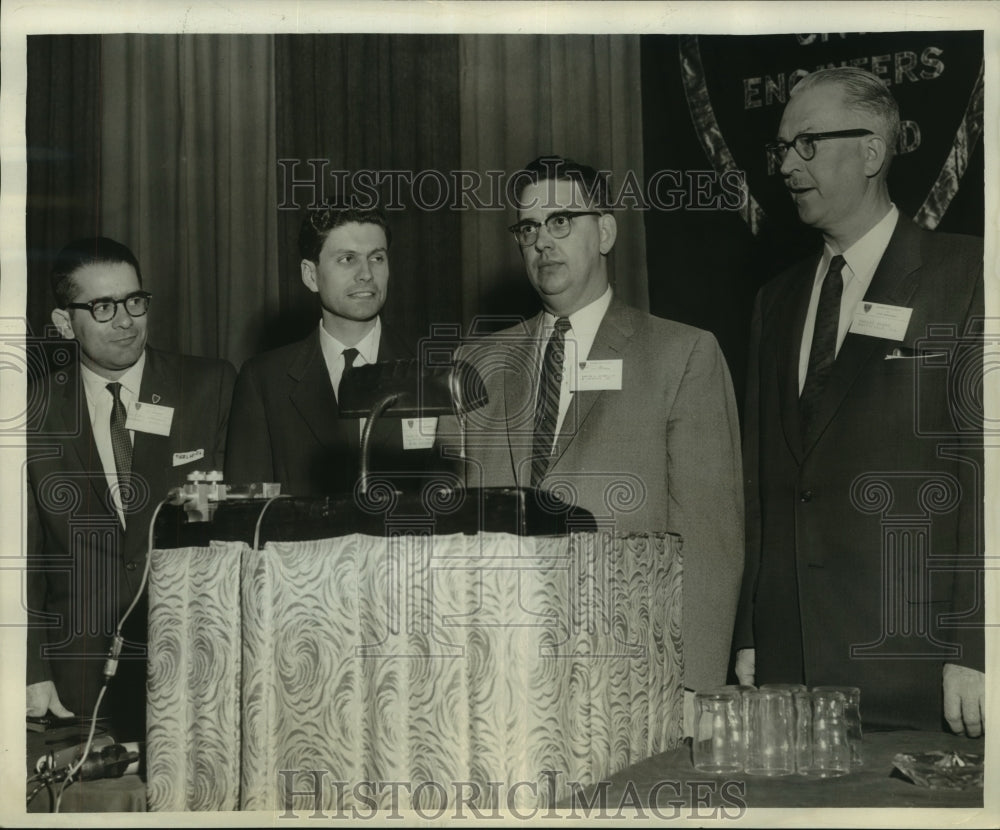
left=794, top=689, right=850, bottom=777
left=813, top=685, right=863, bottom=767
left=744, top=689, right=795, bottom=776
left=760, top=682, right=808, bottom=694
left=692, top=689, right=744, bottom=773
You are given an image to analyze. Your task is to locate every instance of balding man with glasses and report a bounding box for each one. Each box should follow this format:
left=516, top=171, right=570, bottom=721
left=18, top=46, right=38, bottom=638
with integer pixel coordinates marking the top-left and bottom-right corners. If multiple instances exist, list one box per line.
left=448, top=156, right=744, bottom=718
left=25, top=236, right=235, bottom=741
left=735, top=68, right=985, bottom=734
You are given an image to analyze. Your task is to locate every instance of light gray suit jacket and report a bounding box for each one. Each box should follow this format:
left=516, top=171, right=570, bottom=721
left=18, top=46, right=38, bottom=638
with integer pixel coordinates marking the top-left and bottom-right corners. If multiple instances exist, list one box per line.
left=445, top=296, right=744, bottom=690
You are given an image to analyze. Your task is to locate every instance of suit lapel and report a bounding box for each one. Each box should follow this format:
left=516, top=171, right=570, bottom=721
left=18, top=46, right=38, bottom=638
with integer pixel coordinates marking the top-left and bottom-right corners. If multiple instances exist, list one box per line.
left=55, top=363, right=109, bottom=510
left=130, top=348, right=177, bottom=498
left=500, top=317, right=538, bottom=489
left=774, top=260, right=817, bottom=464
left=287, top=331, right=354, bottom=452
left=550, top=297, right=634, bottom=471
left=801, top=216, right=924, bottom=452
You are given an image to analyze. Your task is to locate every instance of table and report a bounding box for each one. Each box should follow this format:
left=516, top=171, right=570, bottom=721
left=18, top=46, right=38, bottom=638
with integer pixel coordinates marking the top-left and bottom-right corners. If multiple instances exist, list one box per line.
left=565, top=729, right=984, bottom=812
left=146, top=531, right=684, bottom=812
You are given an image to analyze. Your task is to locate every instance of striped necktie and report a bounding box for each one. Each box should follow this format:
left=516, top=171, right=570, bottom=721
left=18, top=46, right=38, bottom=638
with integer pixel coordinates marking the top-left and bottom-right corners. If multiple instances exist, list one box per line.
left=800, top=254, right=846, bottom=440
left=531, top=317, right=571, bottom=487
left=106, top=382, right=133, bottom=505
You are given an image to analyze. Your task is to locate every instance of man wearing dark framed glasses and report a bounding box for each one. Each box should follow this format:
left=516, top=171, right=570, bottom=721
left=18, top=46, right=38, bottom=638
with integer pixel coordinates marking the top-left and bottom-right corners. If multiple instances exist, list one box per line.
left=736, top=68, right=984, bottom=735
left=445, top=156, right=744, bottom=724
left=25, top=236, right=236, bottom=742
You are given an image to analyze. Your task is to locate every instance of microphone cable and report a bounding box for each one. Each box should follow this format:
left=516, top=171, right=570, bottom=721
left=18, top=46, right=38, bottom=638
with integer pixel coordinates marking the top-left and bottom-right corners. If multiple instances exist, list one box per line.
left=48, top=495, right=170, bottom=812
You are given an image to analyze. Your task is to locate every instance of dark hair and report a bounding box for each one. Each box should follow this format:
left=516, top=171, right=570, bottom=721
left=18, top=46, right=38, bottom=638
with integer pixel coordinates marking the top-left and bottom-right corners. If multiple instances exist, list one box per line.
left=792, top=67, right=901, bottom=158
left=298, top=206, right=392, bottom=263
left=51, top=237, right=143, bottom=308
left=511, top=155, right=612, bottom=211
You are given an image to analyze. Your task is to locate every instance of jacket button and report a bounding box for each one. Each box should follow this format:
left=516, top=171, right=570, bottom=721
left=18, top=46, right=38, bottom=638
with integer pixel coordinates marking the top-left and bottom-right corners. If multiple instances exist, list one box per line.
left=125, top=562, right=137, bottom=571
left=800, top=490, right=813, bottom=503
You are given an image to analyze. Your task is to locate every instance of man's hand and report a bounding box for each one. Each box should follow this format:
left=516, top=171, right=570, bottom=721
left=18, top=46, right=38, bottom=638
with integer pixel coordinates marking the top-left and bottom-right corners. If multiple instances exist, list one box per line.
left=26, top=681, right=73, bottom=719
left=735, top=648, right=756, bottom=687
left=683, top=689, right=695, bottom=738
left=943, top=663, right=984, bottom=737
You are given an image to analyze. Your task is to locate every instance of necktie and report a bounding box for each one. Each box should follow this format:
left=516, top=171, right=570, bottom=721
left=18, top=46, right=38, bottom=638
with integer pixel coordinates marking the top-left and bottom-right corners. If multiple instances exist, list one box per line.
left=531, top=317, right=571, bottom=487
left=106, top=382, right=133, bottom=504
left=339, top=347, right=359, bottom=399
left=800, top=254, right=846, bottom=440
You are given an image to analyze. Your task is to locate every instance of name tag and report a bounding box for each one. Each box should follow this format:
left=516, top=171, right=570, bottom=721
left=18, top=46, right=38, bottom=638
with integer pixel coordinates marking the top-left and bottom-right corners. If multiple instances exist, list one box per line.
left=849, top=302, right=912, bottom=341
left=570, top=359, right=623, bottom=392
left=172, top=448, right=205, bottom=466
left=402, top=417, right=438, bottom=450
left=126, top=401, right=174, bottom=436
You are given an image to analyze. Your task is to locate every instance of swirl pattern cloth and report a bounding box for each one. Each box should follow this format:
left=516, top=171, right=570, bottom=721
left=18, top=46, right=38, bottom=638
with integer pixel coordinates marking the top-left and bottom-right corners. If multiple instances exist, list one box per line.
left=147, top=531, right=683, bottom=812
left=146, top=541, right=245, bottom=811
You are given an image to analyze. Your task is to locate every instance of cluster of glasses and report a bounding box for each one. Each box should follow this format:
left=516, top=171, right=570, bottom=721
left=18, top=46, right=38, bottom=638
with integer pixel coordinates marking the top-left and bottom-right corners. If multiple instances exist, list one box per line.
left=693, top=684, right=863, bottom=778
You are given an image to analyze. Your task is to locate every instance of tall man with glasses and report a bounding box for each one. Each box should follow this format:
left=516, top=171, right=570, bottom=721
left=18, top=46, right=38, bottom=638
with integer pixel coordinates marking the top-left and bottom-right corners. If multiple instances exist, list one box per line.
left=448, top=156, right=744, bottom=716
left=25, top=236, right=236, bottom=740
left=735, top=68, right=985, bottom=733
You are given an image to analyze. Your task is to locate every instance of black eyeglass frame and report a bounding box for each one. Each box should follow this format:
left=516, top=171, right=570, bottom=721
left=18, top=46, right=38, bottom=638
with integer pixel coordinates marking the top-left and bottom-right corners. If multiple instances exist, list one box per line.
left=508, top=210, right=603, bottom=247
left=765, top=129, right=875, bottom=165
left=65, top=291, right=153, bottom=323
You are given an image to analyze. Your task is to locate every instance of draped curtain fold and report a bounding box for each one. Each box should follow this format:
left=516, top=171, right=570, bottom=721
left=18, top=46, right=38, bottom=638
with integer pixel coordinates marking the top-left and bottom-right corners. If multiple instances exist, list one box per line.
left=99, top=35, right=278, bottom=366
left=459, top=35, right=648, bottom=330
left=272, top=34, right=463, bottom=351
left=25, top=35, right=102, bottom=338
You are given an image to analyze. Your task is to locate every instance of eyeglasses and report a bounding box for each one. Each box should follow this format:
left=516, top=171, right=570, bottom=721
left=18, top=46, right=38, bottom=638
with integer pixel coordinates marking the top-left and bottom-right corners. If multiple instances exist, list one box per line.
left=508, top=211, right=602, bottom=247
left=66, top=291, right=153, bottom=323
left=765, top=129, right=874, bottom=166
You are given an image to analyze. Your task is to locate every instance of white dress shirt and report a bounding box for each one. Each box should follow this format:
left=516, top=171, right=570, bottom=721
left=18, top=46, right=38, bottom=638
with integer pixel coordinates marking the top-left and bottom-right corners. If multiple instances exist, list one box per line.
left=80, top=352, right=145, bottom=525
left=798, top=205, right=898, bottom=394
left=536, top=286, right=613, bottom=437
left=318, top=317, right=381, bottom=400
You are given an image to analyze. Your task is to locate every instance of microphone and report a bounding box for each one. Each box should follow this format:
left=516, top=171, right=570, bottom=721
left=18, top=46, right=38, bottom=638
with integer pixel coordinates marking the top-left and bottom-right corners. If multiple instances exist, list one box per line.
left=76, top=743, right=141, bottom=781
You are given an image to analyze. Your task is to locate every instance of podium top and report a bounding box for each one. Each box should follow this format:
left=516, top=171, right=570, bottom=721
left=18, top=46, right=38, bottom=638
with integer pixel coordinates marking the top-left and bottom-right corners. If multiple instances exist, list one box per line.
left=154, top=487, right=597, bottom=549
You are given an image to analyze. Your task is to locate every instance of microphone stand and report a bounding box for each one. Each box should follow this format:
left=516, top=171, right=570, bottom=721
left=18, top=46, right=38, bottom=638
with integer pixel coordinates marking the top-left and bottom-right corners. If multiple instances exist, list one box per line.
left=358, top=392, right=401, bottom=497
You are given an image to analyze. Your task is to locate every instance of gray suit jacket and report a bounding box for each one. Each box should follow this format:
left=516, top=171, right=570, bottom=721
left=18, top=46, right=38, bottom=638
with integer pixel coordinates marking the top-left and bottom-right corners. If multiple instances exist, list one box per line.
left=447, top=295, right=744, bottom=690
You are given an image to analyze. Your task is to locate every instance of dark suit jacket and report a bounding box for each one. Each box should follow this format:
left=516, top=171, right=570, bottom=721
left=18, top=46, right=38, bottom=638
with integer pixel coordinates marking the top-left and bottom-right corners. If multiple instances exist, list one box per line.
left=737, top=215, right=984, bottom=730
left=26, top=346, right=236, bottom=739
left=448, top=296, right=744, bottom=691
left=225, top=324, right=433, bottom=496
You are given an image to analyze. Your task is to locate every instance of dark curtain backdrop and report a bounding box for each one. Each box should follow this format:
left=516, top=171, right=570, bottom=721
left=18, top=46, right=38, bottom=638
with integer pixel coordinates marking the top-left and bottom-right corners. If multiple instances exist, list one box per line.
left=640, top=32, right=985, bottom=407
left=458, top=35, right=648, bottom=331
left=272, top=34, right=463, bottom=352
left=26, top=36, right=102, bottom=339
left=25, top=33, right=984, bottom=391
left=99, top=35, right=278, bottom=365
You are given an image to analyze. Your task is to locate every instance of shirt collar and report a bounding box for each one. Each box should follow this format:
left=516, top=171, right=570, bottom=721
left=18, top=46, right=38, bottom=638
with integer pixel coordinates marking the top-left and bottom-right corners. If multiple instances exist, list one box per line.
left=820, top=203, right=898, bottom=286
left=80, top=350, right=146, bottom=400
left=541, top=285, right=613, bottom=337
left=318, top=317, right=381, bottom=366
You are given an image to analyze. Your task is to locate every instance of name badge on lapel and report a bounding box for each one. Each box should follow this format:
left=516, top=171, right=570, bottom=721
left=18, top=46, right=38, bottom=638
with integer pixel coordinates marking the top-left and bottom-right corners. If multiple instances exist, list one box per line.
left=849, top=302, right=912, bottom=341
left=126, top=400, right=174, bottom=436
left=569, top=359, right=623, bottom=392
left=402, top=417, right=438, bottom=450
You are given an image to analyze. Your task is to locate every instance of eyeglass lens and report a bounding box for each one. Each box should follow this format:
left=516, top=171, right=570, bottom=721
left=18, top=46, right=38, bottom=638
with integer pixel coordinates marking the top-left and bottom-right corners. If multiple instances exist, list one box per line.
left=92, top=295, right=150, bottom=321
